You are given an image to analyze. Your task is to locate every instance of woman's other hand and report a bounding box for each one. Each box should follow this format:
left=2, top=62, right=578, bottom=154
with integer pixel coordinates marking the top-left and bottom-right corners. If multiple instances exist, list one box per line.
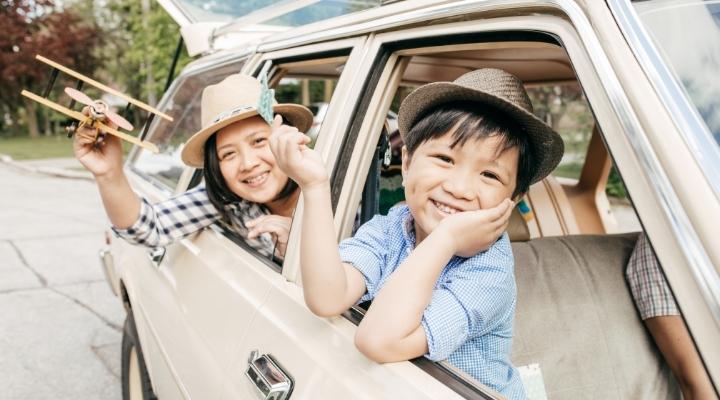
left=73, top=106, right=124, bottom=178
left=247, top=214, right=292, bottom=257
left=268, top=115, right=328, bottom=190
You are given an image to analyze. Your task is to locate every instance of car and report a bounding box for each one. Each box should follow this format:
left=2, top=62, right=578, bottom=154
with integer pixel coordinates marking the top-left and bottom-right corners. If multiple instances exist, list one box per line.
left=99, top=0, right=720, bottom=399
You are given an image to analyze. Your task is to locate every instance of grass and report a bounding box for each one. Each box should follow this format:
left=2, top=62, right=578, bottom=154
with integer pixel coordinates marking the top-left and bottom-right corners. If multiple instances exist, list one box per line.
left=0, top=135, right=132, bottom=160
left=0, top=135, right=76, bottom=160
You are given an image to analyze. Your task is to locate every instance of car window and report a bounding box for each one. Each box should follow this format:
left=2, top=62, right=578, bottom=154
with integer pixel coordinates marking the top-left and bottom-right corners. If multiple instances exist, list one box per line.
left=212, top=54, right=348, bottom=269
left=339, top=33, right=693, bottom=399
left=130, top=60, right=247, bottom=191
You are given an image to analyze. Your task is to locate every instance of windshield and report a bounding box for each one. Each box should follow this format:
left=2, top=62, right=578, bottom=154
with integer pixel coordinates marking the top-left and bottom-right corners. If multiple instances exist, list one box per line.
left=633, top=0, right=720, bottom=147
left=166, top=0, right=380, bottom=25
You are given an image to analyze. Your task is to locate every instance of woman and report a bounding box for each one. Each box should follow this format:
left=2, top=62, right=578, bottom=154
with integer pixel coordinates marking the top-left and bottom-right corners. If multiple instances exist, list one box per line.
left=73, top=73, right=314, bottom=260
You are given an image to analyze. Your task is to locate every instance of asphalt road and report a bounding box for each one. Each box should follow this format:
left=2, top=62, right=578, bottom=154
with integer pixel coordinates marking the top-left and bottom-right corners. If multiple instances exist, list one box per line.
left=0, top=158, right=124, bottom=399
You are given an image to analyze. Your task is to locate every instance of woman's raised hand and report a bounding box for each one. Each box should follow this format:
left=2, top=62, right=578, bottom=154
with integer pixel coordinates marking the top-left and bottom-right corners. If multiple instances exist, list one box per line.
left=268, top=115, right=328, bottom=189
left=73, top=106, right=124, bottom=179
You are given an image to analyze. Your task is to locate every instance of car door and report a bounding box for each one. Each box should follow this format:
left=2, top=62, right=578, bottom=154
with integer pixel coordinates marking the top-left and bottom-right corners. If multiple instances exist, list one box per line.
left=221, top=28, right=474, bottom=400
left=116, top=54, right=284, bottom=399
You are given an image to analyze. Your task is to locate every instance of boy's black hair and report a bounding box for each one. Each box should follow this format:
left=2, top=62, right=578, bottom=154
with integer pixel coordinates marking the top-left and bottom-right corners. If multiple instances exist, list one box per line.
left=203, top=133, right=298, bottom=223
left=404, top=101, right=535, bottom=199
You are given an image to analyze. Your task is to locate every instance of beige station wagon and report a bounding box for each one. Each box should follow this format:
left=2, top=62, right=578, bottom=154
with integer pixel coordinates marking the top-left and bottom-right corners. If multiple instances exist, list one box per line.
left=99, top=0, right=720, bottom=399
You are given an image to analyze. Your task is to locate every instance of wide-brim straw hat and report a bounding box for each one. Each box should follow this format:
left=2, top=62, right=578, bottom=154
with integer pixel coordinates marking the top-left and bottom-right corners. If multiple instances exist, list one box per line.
left=398, top=68, right=564, bottom=184
left=181, top=74, right=314, bottom=168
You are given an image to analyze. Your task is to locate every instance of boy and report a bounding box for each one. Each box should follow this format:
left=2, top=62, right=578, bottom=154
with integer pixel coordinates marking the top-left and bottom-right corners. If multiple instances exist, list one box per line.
left=269, top=68, right=563, bottom=399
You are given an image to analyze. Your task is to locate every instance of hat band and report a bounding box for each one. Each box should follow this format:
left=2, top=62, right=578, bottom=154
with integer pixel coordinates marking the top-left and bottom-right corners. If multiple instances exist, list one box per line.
left=211, top=105, right=255, bottom=124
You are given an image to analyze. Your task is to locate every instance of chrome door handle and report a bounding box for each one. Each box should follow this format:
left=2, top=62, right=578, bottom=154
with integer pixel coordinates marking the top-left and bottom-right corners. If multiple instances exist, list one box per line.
left=245, top=350, right=294, bottom=400
left=147, top=247, right=166, bottom=267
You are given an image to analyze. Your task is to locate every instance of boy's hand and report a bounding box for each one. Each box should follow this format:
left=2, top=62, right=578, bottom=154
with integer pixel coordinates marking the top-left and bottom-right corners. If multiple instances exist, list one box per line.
left=268, top=115, right=328, bottom=189
left=435, top=198, right=514, bottom=258
left=73, top=106, right=124, bottom=179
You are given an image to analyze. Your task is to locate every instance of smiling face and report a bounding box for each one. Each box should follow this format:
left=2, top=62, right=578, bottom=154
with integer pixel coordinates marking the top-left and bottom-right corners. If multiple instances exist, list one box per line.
left=401, top=131, right=519, bottom=243
left=215, top=115, right=290, bottom=207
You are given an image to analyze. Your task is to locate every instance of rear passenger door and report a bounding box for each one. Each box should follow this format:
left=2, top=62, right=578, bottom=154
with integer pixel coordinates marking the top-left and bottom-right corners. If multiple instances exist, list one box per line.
left=119, top=55, right=278, bottom=399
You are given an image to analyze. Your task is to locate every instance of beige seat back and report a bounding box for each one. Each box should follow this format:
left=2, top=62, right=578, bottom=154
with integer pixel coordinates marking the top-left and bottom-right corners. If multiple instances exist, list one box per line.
left=508, top=175, right=580, bottom=242
left=510, top=234, right=679, bottom=399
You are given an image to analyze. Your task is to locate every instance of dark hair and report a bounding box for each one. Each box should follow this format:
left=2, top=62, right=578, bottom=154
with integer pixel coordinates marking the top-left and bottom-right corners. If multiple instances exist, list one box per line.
left=203, top=133, right=298, bottom=222
left=404, top=102, right=535, bottom=199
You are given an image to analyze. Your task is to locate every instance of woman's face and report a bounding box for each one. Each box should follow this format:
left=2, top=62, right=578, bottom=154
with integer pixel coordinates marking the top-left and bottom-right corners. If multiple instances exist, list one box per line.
left=215, top=115, right=289, bottom=205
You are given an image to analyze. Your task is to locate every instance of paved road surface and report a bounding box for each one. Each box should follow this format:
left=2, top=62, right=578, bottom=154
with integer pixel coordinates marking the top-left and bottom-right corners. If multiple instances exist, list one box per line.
left=0, top=159, right=123, bottom=400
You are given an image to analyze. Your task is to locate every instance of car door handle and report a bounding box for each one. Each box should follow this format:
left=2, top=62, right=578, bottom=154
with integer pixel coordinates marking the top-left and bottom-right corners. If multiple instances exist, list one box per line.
left=245, top=350, right=294, bottom=400
left=147, top=247, right=166, bottom=267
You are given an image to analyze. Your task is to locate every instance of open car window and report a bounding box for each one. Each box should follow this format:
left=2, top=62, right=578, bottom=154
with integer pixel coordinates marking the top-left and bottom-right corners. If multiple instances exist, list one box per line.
left=208, top=53, right=349, bottom=269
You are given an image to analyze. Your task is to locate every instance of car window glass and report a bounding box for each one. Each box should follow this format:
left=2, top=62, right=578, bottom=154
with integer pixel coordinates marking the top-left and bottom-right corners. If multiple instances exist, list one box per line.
left=346, top=40, right=691, bottom=399
left=131, top=61, right=246, bottom=190
left=633, top=0, right=720, bottom=147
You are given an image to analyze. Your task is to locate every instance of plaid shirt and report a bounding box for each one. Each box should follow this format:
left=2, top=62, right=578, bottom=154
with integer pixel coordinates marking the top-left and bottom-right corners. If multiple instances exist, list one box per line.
left=625, top=232, right=680, bottom=320
left=339, top=205, right=525, bottom=400
left=112, top=186, right=277, bottom=259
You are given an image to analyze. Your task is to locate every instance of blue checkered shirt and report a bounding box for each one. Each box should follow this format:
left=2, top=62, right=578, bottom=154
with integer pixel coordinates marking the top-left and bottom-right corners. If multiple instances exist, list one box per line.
left=339, top=205, right=526, bottom=399
left=112, top=186, right=277, bottom=259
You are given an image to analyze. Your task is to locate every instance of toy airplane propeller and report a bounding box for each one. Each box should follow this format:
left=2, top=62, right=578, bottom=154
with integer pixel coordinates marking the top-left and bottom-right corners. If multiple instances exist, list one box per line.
left=20, top=55, right=173, bottom=154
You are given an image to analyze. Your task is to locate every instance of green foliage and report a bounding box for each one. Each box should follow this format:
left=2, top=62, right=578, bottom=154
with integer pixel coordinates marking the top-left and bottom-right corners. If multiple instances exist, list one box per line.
left=606, top=167, right=627, bottom=198
left=0, top=0, right=104, bottom=136
left=100, top=0, right=191, bottom=105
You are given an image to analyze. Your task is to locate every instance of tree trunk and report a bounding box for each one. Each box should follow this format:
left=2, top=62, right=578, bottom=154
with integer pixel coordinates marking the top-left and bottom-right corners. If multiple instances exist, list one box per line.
left=43, top=108, right=53, bottom=136
left=23, top=97, right=40, bottom=139
left=141, top=0, right=156, bottom=106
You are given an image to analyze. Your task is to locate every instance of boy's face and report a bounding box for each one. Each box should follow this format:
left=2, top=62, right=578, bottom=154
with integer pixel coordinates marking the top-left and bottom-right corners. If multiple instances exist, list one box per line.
left=401, top=131, right=519, bottom=243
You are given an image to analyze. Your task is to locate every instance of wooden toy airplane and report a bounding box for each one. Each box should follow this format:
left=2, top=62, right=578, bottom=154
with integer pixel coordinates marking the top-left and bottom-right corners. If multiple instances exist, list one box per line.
left=20, top=55, right=173, bottom=154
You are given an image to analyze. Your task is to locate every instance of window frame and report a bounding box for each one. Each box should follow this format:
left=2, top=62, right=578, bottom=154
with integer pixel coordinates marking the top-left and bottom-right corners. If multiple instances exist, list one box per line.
left=243, top=36, right=377, bottom=282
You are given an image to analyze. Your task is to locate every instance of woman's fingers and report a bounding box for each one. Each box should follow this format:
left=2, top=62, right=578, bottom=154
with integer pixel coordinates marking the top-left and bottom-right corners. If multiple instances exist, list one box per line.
left=272, top=114, right=283, bottom=130
left=247, top=215, right=292, bottom=241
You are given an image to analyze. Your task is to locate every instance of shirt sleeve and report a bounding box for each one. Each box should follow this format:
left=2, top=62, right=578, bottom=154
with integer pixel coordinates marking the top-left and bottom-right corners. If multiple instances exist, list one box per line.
left=338, top=214, right=388, bottom=302
left=625, top=232, right=680, bottom=319
left=421, top=234, right=516, bottom=361
left=112, top=186, right=220, bottom=248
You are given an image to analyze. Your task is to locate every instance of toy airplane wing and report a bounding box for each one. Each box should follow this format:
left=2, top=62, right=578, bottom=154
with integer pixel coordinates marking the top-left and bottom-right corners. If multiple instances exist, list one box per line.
left=21, top=90, right=158, bottom=152
left=20, top=55, right=174, bottom=154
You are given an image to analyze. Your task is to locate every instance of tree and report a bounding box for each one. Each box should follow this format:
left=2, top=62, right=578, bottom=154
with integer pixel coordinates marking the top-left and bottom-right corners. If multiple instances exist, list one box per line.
left=0, top=0, right=104, bottom=137
left=100, top=0, right=190, bottom=115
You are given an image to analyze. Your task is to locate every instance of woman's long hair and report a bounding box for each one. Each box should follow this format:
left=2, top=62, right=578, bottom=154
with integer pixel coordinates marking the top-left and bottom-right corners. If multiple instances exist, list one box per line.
left=203, top=132, right=298, bottom=223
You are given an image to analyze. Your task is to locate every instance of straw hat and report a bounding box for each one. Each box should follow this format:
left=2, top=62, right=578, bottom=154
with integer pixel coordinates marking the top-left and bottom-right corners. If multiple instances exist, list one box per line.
left=181, top=74, right=314, bottom=168
left=398, top=68, right=564, bottom=184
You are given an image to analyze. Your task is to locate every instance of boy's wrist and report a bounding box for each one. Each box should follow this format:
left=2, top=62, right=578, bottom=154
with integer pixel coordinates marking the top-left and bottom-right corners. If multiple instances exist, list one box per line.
left=425, top=226, right=458, bottom=258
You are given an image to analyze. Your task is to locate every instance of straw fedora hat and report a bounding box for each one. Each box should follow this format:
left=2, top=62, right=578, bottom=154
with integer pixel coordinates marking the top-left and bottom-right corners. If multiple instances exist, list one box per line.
left=181, top=74, right=314, bottom=168
left=398, top=68, right=564, bottom=184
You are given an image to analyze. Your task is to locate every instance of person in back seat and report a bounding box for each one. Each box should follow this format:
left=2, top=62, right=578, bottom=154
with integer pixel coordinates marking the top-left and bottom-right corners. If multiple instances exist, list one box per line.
left=269, top=68, right=563, bottom=399
left=627, top=233, right=715, bottom=399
